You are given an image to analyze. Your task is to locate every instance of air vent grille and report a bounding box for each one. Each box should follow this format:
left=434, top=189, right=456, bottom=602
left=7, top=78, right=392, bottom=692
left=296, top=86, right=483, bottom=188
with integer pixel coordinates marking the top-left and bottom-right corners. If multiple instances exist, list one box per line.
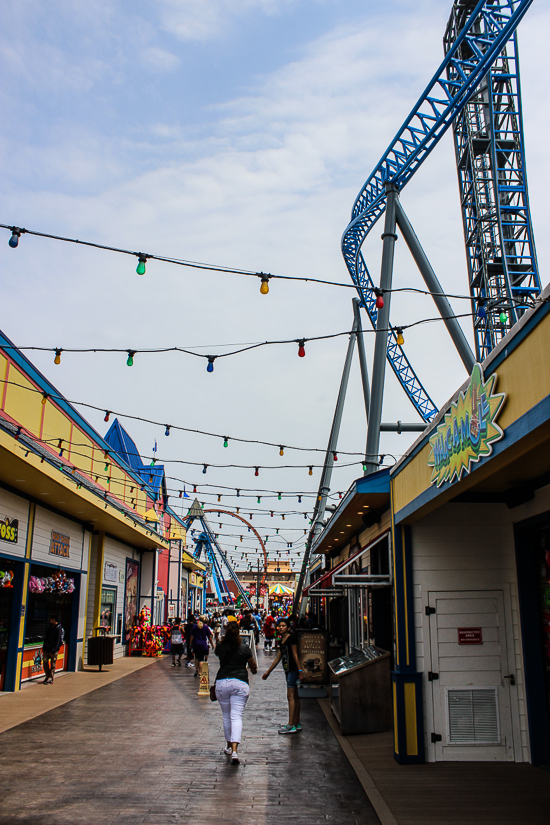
left=448, top=689, right=499, bottom=744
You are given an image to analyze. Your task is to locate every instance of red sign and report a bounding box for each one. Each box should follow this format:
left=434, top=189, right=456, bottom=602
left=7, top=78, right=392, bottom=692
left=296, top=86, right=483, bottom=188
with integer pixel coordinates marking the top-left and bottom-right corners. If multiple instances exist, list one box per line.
left=457, top=627, right=483, bottom=645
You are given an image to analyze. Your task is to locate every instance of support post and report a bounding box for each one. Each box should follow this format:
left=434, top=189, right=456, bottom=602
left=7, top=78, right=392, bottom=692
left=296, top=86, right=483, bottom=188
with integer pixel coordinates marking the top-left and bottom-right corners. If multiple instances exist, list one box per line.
left=395, top=199, right=475, bottom=373
left=364, top=181, right=399, bottom=475
left=353, top=297, right=370, bottom=422
left=293, top=302, right=360, bottom=614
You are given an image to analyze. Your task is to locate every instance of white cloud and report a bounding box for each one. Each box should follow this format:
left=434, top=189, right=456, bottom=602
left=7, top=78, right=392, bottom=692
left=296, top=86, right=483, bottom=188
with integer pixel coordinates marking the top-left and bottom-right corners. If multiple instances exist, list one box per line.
left=158, top=0, right=294, bottom=41
left=142, top=46, right=180, bottom=73
left=1, top=0, right=548, bottom=522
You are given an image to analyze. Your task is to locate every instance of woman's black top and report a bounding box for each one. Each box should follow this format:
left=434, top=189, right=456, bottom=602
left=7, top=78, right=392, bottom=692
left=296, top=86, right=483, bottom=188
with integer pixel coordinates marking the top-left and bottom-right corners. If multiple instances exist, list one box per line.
left=215, top=641, right=252, bottom=684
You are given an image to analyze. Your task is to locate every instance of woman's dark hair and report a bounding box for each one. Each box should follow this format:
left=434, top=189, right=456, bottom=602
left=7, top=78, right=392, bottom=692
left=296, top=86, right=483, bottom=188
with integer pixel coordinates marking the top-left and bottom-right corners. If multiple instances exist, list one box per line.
left=222, top=622, right=241, bottom=650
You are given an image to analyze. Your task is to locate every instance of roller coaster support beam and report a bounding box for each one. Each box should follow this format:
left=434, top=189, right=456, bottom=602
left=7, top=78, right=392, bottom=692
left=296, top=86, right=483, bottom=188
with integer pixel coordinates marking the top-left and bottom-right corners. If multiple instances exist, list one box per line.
left=294, top=299, right=364, bottom=615
left=380, top=422, right=426, bottom=433
left=364, top=182, right=399, bottom=476
left=394, top=199, right=475, bottom=373
left=353, top=297, right=371, bottom=421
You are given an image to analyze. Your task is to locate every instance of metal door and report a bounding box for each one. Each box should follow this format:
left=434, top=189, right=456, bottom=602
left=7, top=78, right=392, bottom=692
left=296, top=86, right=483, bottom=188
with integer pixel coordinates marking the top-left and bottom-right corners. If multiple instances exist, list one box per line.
left=427, top=590, right=516, bottom=761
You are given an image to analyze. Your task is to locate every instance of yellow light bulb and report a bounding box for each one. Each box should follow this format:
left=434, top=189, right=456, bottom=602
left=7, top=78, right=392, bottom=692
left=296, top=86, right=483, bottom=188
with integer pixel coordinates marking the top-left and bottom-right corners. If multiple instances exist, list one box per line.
left=54, top=349, right=62, bottom=365
left=396, top=328, right=404, bottom=346
left=260, top=276, right=269, bottom=295
left=41, top=394, right=47, bottom=406
left=279, top=447, right=284, bottom=457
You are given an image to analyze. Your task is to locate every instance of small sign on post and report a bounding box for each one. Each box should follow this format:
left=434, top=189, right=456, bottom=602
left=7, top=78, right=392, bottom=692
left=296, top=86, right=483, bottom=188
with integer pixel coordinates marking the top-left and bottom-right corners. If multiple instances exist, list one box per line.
left=197, top=661, right=210, bottom=695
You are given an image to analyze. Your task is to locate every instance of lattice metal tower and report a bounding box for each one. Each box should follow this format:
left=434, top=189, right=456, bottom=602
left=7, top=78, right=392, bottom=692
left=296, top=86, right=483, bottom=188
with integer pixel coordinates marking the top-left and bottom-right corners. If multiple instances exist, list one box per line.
left=444, top=0, right=540, bottom=361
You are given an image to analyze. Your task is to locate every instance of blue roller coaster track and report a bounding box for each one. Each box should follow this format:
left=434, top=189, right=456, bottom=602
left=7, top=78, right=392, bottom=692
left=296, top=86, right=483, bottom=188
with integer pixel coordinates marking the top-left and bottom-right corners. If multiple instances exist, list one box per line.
left=342, top=0, right=536, bottom=422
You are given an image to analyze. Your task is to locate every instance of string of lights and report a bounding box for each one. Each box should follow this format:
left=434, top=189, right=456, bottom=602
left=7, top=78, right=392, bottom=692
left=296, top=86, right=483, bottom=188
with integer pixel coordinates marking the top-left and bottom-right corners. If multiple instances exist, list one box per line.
left=1, top=309, right=484, bottom=372
left=1, top=224, right=538, bottom=316
left=4, top=377, right=367, bottom=457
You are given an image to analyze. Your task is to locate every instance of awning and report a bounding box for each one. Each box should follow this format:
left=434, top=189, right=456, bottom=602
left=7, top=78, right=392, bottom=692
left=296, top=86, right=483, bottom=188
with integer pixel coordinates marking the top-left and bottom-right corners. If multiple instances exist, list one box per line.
left=311, top=468, right=391, bottom=555
left=304, top=531, right=391, bottom=595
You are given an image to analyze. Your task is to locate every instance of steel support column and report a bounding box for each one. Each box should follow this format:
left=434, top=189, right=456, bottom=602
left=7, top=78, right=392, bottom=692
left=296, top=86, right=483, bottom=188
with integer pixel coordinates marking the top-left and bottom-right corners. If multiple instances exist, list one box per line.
left=293, top=301, right=360, bottom=614
left=394, top=199, right=475, bottom=373
left=364, top=181, right=398, bottom=475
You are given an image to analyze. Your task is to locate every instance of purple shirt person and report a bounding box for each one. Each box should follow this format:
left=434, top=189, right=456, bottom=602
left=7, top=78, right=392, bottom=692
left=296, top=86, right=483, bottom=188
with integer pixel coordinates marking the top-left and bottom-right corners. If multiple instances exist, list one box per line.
left=189, top=619, right=213, bottom=678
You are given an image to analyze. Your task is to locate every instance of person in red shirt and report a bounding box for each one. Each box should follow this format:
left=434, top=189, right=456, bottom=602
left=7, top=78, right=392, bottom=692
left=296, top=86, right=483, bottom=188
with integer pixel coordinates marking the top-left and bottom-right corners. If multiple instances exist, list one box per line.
left=263, top=613, right=276, bottom=651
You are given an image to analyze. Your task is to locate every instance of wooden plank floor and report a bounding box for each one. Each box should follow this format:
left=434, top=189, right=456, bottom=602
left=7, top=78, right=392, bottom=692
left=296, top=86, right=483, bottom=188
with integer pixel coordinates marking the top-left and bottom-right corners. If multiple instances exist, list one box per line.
left=0, top=652, right=381, bottom=825
left=332, top=717, right=550, bottom=825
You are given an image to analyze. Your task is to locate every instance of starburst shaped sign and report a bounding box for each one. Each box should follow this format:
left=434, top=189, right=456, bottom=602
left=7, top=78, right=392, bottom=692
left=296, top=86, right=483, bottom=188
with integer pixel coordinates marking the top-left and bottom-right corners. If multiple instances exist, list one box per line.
left=427, top=364, right=506, bottom=487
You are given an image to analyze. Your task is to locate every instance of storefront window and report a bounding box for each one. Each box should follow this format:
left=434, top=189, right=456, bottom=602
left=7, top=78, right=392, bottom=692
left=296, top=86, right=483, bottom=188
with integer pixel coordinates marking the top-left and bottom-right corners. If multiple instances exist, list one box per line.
left=0, top=570, right=15, bottom=691
left=536, top=528, right=550, bottom=721
left=100, top=588, right=116, bottom=633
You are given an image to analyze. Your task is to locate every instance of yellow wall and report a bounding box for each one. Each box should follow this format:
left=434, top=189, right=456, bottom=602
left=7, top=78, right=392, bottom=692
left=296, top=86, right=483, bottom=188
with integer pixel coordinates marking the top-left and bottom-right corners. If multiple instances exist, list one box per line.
left=0, top=350, right=158, bottom=523
left=393, top=311, right=550, bottom=515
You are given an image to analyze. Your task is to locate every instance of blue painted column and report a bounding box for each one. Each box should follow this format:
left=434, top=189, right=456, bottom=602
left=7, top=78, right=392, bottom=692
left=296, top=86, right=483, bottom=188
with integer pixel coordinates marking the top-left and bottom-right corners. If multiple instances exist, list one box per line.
left=391, top=519, right=425, bottom=764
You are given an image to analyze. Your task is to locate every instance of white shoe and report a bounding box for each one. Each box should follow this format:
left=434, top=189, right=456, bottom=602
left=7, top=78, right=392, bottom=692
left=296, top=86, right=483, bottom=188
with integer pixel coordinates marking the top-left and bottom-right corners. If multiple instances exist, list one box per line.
left=223, top=747, right=232, bottom=755
left=231, top=752, right=240, bottom=764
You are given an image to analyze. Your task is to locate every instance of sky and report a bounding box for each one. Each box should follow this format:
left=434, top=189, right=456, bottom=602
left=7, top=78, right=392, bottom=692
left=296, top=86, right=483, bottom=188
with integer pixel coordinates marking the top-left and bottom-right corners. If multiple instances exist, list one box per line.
left=1, top=0, right=549, bottom=577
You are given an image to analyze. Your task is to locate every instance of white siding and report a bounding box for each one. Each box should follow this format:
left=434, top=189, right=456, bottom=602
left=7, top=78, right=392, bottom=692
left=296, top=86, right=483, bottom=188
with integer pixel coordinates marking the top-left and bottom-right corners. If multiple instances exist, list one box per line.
left=411, top=503, right=528, bottom=762
left=32, top=506, right=85, bottom=571
left=84, top=536, right=141, bottom=661
left=0, top=487, right=29, bottom=560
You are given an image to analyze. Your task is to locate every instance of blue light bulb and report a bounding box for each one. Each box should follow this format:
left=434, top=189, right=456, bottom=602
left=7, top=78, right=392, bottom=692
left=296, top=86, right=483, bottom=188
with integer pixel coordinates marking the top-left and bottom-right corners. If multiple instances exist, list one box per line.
left=8, top=231, right=19, bottom=248
left=207, top=357, right=215, bottom=373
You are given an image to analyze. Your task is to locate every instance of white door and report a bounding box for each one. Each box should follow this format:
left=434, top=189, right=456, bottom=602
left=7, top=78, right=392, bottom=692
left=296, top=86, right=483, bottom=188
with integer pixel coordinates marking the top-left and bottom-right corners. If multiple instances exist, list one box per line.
left=427, top=590, right=516, bottom=761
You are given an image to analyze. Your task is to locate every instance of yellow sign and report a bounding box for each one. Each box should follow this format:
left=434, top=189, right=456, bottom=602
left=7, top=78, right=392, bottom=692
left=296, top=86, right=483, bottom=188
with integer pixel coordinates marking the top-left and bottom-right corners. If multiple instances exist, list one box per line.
left=428, top=364, right=505, bottom=487
left=197, top=661, right=210, bottom=695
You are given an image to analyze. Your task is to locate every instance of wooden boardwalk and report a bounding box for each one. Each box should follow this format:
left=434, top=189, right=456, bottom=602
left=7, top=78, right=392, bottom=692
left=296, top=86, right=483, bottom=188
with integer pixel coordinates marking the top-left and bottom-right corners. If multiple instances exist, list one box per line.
left=0, top=651, right=379, bottom=825
left=320, top=699, right=550, bottom=825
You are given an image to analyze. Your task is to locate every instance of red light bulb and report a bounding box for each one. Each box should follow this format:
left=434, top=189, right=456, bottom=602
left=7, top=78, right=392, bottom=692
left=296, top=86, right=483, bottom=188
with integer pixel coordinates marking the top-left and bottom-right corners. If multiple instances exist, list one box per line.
left=298, top=339, right=306, bottom=358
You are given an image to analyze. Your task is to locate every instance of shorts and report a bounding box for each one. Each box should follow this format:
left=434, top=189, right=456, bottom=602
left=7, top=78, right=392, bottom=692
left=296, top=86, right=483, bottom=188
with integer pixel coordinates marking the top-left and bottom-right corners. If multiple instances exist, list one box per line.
left=171, top=643, right=184, bottom=655
left=193, top=648, right=208, bottom=662
left=285, top=670, right=301, bottom=688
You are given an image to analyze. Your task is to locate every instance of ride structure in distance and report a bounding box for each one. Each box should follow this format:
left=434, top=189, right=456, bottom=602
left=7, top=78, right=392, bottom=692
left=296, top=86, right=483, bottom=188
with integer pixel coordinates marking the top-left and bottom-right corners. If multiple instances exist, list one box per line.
left=341, top=0, right=538, bottom=425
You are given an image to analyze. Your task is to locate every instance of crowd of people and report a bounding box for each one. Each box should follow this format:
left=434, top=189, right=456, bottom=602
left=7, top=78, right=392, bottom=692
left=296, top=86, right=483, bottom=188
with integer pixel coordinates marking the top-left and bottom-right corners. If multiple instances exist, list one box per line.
left=166, top=606, right=321, bottom=764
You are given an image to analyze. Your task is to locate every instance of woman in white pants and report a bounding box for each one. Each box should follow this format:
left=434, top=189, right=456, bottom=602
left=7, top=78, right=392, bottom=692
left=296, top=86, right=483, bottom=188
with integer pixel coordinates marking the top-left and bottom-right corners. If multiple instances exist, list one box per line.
left=214, top=622, right=257, bottom=764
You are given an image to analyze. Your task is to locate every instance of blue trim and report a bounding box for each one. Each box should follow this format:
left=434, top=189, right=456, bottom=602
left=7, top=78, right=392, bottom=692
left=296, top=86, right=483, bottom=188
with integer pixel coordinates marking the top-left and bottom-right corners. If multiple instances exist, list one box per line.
left=393, top=525, right=416, bottom=673
left=0, top=333, right=159, bottom=502
left=67, top=573, right=81, bottom=672
left=484, top=298, right=550, bottom=378
left=394, top=392, right=550, bottom=524
left=4, top=559, right=24, bottom=692
left=391, top=298, right=550, bottom=479
left=312, top=468, right=390, bottom=552
left=391, top=672, right=425, bottom=764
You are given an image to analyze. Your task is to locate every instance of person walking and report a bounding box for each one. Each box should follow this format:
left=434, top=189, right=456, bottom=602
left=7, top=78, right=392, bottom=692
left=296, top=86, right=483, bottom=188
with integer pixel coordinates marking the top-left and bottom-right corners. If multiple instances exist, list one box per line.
left=214, top=622, right=257, bottom=764
left=41, top=614, right=63, bottom=685
left=184, top=613, right=195, bottom=668
left=263, top=613, right=275, bottom=651
left=170, top=617, right=184, bottom=667
left=189, top=617, right=213, bottom=678
left=262, top=617, right=302, bottom=734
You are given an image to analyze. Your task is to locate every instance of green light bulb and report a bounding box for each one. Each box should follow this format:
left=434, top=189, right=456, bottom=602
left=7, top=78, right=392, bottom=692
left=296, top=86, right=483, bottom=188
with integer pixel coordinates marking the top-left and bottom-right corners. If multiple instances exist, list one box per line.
left=223, top=438, right=228, bottom=448
left=278, top=493, right=281, bottom=501
left=136, top=257, right=146, bottom=275
left=127, top=352, right=135, bottom=367
left=499, top=312, right=507, bottom=325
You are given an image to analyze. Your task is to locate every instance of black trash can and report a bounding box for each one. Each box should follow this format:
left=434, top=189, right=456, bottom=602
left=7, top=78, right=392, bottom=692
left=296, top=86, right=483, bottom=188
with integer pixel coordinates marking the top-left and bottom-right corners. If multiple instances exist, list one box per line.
left=87, top=629, right=115, bottom=671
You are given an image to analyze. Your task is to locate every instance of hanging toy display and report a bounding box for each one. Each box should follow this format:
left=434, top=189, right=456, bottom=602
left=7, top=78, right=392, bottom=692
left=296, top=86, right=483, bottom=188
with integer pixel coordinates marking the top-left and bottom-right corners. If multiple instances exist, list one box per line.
left=130, top=606, right=170, bottom=657
left=0, top=569, right=14, bottom=588
left=28, top=570, right=75, bottom=594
